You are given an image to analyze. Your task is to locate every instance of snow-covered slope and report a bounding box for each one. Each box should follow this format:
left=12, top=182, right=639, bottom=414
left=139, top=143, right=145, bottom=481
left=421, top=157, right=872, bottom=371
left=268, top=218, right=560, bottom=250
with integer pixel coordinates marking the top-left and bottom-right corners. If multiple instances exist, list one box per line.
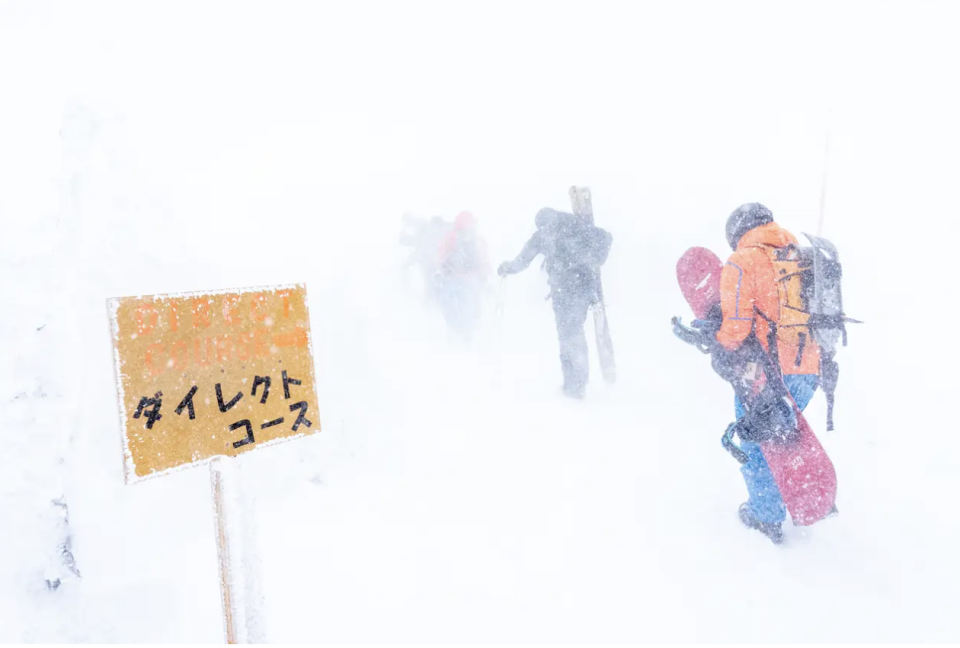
left=3, top=0, right=959, bottom=642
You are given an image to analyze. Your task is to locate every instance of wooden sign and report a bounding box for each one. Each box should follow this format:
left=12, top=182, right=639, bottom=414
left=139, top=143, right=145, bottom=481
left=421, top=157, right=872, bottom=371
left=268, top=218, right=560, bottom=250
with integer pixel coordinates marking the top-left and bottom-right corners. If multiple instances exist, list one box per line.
left=108, top=284, right=320, bottom=484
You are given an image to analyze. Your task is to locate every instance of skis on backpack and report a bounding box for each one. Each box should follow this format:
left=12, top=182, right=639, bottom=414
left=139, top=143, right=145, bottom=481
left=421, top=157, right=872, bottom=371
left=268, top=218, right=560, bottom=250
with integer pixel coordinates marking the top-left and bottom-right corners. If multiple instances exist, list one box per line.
left=673, top=246, right=838, bottom=527
left=570, top=185, right=616, bottom=384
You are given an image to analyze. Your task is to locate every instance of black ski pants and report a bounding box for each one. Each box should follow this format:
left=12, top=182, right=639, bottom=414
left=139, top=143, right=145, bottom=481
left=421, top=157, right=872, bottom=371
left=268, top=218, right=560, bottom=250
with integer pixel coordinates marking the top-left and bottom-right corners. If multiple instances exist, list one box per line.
left=551, top=286, right=592, bottom=396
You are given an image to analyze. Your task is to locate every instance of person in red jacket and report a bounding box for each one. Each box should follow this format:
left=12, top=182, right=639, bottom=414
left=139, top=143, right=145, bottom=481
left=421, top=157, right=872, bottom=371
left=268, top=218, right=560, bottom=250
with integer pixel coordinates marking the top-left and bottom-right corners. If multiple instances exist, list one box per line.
left=435, top=211, right=490, bottom=341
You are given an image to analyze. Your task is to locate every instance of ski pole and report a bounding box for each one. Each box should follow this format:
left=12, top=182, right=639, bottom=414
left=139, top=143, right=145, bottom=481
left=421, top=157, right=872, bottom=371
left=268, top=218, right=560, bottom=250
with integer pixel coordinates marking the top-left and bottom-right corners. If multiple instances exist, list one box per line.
left=817, top=125, right=832, bottom=237
left=494, top=276, right=506, bottom=317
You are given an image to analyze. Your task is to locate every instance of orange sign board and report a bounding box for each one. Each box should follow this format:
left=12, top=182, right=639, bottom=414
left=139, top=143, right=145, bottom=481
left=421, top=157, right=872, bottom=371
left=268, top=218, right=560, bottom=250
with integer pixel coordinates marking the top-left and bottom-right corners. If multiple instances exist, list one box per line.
left=108, top=284, right=320, bottom=483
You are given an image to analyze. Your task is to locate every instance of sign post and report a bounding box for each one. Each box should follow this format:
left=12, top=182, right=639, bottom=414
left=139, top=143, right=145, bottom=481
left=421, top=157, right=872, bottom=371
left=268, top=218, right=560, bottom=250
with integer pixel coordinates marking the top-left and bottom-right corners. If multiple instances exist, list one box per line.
left=108, top=283, right=321, bottom=642
left=210, top=458, right=237, bottom=644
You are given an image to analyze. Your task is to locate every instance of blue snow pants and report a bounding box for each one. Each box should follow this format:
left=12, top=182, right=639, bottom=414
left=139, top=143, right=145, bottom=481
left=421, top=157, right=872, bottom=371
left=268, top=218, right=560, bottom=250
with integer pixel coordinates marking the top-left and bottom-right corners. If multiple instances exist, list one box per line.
left=438, top=275, right=482, bottom=341
left=734, top=374, right=819, bottom=524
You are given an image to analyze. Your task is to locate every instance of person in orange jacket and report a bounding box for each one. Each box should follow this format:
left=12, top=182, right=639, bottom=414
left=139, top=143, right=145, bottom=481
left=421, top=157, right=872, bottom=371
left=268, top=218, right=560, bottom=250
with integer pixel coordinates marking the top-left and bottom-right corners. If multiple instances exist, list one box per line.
left=435, top=211, right=490, bottom=341
left=717, top=203, right=821, bottom=543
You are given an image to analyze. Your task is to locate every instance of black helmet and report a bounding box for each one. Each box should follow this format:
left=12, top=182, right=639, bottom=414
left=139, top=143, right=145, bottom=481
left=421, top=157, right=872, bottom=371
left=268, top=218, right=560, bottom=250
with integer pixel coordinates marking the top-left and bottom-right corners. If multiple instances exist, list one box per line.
left=535, top=207, right=558, bottom=230
left=725, top=203, right=773, bottom=250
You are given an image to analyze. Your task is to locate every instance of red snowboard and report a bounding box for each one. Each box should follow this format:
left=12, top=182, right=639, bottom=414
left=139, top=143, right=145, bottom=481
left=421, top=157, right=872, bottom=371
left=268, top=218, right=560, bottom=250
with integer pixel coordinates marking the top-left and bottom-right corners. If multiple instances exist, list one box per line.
left=676, top=247, right=837, bottom=526
left=677, top=246, right=723, bottom=319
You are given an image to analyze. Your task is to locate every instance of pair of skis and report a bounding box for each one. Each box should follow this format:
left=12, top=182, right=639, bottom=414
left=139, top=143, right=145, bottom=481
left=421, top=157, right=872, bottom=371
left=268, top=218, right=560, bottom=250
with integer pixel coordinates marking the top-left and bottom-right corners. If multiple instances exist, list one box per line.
left=569, top=186, right=617, bottom=385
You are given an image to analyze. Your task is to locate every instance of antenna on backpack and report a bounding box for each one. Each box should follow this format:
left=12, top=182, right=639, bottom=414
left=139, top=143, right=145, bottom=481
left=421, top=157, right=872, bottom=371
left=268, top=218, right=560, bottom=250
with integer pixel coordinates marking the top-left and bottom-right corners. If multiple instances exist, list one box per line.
left=817, top=123, right=831, bottom=237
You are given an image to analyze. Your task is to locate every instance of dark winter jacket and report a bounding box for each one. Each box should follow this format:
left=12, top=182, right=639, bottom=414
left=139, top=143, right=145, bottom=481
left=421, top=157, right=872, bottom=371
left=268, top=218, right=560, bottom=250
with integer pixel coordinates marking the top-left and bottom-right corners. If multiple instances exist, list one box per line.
left=400, top=217, right=451, bottom=271
left=500, top=209, right=612, bottom=299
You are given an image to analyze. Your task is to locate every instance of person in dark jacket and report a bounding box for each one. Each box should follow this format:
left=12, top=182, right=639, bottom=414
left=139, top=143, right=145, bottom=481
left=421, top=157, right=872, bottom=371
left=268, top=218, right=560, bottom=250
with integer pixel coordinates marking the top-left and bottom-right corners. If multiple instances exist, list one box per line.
left=400, top=214, right=451, bottom=306
left=497, top=208, right=612, bottom=398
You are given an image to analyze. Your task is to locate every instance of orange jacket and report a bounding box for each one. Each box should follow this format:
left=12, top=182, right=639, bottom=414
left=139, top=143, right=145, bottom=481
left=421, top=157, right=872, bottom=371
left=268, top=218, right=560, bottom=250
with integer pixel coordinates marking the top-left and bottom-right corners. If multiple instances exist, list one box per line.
left=717, top=222, right=821, bottom=375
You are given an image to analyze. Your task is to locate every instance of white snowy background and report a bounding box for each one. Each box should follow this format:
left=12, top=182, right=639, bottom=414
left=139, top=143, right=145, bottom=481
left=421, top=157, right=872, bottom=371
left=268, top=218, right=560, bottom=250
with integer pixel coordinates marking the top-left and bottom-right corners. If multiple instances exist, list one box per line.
left=2, top=0, right=959, bottom=642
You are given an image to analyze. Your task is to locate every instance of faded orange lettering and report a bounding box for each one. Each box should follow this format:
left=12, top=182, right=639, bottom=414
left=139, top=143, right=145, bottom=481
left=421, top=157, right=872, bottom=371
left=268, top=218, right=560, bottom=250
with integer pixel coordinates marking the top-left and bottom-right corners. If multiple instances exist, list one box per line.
left=192, top=298, right=212, bottom=329
left=222, top=295, right=241, bottom=326
left=293, top=326, right=307, bottom=347
left=169, top=300, right=180, bottom=333
left=216, top=335, right=232, bottom=362
left=250, top=293, right=267, bottom=322
left=254, top=327, right=271, bottom=357
left=136, top=303, right=159, bottom=335
left=273, top=326, right=308, bottom=348
left=170, top=340, right=188, bottom=369
left=234, top=331, right=253, bottom=361
left=145, top=343, right=166, bottom=376
left=278, top=290, right=292, bottom=318
left=193, top=336, right=214, bottom=366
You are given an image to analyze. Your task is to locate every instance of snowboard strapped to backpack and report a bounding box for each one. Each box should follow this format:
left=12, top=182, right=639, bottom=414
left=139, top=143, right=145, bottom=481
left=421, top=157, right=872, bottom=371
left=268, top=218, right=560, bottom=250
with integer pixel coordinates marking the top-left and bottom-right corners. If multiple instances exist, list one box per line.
left=761, top=233, right=862, bottom=431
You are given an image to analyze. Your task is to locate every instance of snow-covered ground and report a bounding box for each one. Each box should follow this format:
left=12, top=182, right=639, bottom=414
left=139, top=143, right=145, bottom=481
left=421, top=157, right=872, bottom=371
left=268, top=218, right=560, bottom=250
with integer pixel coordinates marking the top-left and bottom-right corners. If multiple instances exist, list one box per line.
left=3, top=0, right=960, bottom=642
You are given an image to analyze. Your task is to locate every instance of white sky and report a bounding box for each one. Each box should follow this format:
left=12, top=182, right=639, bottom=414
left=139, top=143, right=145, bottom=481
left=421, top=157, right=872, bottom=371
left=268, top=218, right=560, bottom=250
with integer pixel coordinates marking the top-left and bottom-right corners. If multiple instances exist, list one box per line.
left=2, top=0, right=959, bottom=303
left=5, top=0, right=959, bottom=194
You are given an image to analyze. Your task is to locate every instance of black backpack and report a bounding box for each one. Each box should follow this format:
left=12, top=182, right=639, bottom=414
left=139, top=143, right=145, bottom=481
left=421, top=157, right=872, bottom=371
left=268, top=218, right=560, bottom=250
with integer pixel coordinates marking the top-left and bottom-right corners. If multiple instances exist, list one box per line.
left=790, top=233, right=862, bottom=431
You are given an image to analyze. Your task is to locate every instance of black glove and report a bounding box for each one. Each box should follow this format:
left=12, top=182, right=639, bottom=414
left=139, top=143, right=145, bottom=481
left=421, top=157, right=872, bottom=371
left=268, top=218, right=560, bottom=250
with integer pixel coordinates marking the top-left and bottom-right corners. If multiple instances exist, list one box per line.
left=497, top=261, right=515, bottom=276
left=736, top=395, right=799, bottom=445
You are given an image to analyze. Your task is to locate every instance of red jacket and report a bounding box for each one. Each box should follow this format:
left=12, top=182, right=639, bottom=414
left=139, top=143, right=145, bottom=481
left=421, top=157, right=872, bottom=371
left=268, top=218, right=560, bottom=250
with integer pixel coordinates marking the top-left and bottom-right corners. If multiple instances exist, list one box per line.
left=437, top=213, right=490, bottom=278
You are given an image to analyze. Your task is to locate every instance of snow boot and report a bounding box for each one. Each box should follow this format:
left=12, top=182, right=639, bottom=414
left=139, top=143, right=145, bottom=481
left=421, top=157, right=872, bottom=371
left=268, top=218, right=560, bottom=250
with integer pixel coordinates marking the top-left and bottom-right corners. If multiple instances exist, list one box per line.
left=739, top=503, right=784, bottom=545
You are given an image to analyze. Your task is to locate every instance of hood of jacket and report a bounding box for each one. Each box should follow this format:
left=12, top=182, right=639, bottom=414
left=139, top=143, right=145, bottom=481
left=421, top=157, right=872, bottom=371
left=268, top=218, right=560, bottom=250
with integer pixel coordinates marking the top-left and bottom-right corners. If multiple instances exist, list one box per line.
left=736, top=221, right=798, bottom=251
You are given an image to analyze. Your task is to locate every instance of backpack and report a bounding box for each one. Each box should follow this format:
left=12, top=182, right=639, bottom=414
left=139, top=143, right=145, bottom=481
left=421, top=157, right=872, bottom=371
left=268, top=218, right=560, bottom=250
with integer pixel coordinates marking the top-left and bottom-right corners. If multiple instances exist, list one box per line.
left=541, top=214, right=611, bottom=284
left=764, top=233, right=862, bottom=430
